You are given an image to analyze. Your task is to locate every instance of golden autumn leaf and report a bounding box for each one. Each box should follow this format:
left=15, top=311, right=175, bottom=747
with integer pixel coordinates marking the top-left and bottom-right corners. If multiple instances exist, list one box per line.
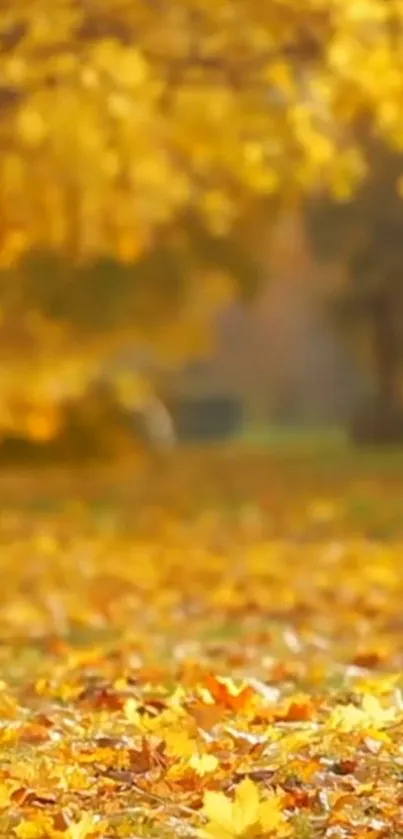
left=202, top=778, right=290, bottom=838
left=165, top=731, right=197, bottom=759
left=14, top=817, right=53, bottom=839
left=202, top=675, right=256, bottom=712
left=65, top=813, right=103, bottom=839
left=0, top=781, right=20, bottom=809
left=328, top=694, right=398, bottom=733
left=189, top=753, right=219, bottom=775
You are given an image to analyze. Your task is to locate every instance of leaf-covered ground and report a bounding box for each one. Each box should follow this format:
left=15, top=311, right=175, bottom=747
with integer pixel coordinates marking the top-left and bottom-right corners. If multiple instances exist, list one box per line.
left=1, top=449, right=403, bottom=839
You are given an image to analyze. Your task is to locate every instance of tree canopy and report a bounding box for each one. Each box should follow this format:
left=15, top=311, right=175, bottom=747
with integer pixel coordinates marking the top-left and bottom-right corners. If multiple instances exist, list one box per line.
left=1, top=0, right=403, bottom=436
left=1, top=0, right=403, bottom=263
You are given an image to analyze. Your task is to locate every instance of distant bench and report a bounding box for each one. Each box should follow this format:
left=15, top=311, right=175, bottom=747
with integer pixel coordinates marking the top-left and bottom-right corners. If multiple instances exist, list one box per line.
left=168, top=396, right=242, bottom=442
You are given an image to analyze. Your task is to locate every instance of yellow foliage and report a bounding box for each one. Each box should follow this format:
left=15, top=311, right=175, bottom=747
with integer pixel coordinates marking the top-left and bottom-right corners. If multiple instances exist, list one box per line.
left=0, top=0, right=403, bottom=418
left=0, top=0, right=402, bottom=261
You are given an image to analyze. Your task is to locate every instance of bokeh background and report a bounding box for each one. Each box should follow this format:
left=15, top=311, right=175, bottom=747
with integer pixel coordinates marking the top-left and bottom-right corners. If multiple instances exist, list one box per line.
left=0, top=2, right=402, bottom=461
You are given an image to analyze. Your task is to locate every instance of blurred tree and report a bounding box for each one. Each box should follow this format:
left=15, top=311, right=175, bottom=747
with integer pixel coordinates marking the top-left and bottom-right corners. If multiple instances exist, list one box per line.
left=305, top=139, right=403, bottom=443
left=0, top=213, right=262, bottom=429
left=0, top=1, right=403, bottom=435
left=0, top=0, right=380, bottom=263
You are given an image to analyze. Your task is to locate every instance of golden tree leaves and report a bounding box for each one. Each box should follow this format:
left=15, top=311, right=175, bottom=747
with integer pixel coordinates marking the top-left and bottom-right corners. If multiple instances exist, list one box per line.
left=0, top=0, right=402, bottom=261
left=2, top=0, right=403, bottom=428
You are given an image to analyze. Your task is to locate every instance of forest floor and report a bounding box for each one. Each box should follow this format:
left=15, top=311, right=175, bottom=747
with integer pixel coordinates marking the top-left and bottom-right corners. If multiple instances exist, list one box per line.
left=0, top=445, right=403, bottom=839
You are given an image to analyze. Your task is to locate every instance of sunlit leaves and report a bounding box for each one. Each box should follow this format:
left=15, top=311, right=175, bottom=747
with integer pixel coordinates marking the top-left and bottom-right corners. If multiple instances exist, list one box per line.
left=3, top=0, right=403, bottom=432
left=328, top=694, right=397, bottom=733
left=0, top=455, right=401, bottom=837
left=189, top=753, right=219, bottom=776
left=1, top=0, right=403, bottom=262
left=14, top=813, right=103, bottom=839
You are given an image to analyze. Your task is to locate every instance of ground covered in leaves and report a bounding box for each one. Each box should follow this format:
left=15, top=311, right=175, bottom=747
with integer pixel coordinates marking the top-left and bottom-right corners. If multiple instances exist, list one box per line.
left=1, top=448, right=403, bottom=839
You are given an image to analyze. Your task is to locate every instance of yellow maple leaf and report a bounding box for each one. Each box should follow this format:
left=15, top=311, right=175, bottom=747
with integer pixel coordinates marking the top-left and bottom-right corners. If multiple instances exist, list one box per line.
left=202, top=778, right=290, bottom=838
left=189, top=753, right=219, bottom=775
left=165, top=730, right=197, bottom=758
left=328, top=694, right=397, bottom=733
left=0, top=781, right=19, bottom=808
left=123, top=697, right=141, bottom=725
left=202, top=790, right=235, bottom=839
left=14, top=817, right=53, bottom=839
left=66, top=813, right=102, bottom=839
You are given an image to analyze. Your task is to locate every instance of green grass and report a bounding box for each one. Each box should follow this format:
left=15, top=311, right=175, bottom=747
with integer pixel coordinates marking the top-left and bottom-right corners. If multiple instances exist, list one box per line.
left=241, top=423, right=347, bottom=450
left=239, top=423, right=403, bottom=470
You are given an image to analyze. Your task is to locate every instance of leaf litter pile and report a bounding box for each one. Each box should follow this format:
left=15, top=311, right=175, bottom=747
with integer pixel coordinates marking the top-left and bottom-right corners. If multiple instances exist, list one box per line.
left=1, top=452, right=403, bottom=839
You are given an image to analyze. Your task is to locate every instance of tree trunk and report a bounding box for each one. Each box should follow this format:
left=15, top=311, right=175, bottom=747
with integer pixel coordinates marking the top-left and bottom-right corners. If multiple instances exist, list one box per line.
left=351, top=295, right=403, bottom=444
left=372, top=297, right=399, bottom=408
